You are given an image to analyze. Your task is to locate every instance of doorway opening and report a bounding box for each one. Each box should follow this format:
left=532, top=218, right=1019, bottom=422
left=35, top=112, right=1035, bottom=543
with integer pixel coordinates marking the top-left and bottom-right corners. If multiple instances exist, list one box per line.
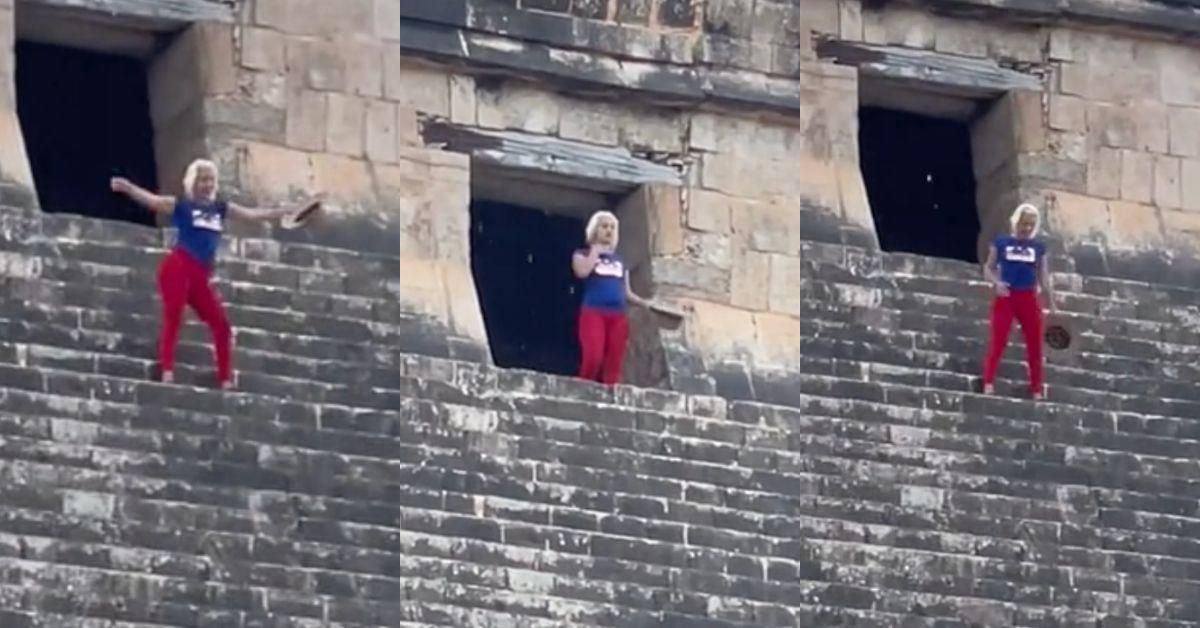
left=15, top=40, right=159, bottom=226
left=469, top=199, right=588, bottom=376
left=858, top=106, right=981, bottom=263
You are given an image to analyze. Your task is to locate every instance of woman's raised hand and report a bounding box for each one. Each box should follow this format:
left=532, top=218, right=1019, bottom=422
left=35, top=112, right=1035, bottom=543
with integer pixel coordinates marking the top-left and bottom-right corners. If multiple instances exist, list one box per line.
left=110, top=177, right=132, bottom=195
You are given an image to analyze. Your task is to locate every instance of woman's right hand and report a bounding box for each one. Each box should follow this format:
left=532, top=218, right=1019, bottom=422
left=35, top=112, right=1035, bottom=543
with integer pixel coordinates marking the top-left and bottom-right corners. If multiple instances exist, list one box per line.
left=994, top=280, right=1009, bottom=297
left=110, top=177, right=131, bottom=195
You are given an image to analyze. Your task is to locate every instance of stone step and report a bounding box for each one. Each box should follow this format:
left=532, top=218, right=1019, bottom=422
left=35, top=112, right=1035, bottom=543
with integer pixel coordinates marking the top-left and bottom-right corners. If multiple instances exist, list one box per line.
left=803, top=274, right=1200, bottom=346
left=11, top=325, right=1200, bottom=525
left=801, top=246, right=1195, bottom=314
left=16, top=338, right=1200, bottom=554
left=805, top=332, right=1192, bottom=398
left=2, top=341, right=1200, bottom=619
left=804, top=236, right=1200, bottom=298
left=0, top=312, right=695, bottom=419
left=0, top=546, right=1020, bottom=628
left=4, top=356, right=1200, bottom=584
left=805, top=293, right=1193, bottom=347
left=802, top=313, right=1200, bottom=388
left=796, top=374, right=1200, bottom=446
left=0, top=299, right=408, bottom=370
left=2, top=398, right=1200, bottom=628
left=4, top=275, right=401, bottom=339
left=0, top=317, right=398, bottom=387
left=793, top=384, right=1200, bottom=492
left=0, top=306, right=709, bottom=423
left=31, top=211, right=402, bottom=275
left=802, top=321, right=1200, bottom=402
left=32, top=247, right=401, bottom=308
left=801, top=340, right=1200, bottom=422
left=0, top=556, right=627, bottom=627
left=804, top=297, right=1200, bottom=366
left=1, top=230, right=400, bottom=306
left=801, top=349, right=1200, bottom=416
left=0, top=417, right=1191, bottom=625
left=8, top=388, right=1200, bottom=575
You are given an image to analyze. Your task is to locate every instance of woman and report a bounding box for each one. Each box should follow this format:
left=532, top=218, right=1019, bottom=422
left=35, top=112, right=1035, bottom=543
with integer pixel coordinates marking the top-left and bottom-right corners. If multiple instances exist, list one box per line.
left=981, top=203, right=1058, bottom=400
left=571, top=211, right=654, bottom=386
left=111, top=159, right=318, bottom=389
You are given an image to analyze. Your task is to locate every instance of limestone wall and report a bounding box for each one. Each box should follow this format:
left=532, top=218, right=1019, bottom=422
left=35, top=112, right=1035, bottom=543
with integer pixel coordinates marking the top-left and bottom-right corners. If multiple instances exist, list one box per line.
left=0, top=0, right=32, bottom=189
left=801, top=0, right=1200, bottom=259
left=398, top=1, right=803, bottom=398
left=0, top=0, right=805, bottom=395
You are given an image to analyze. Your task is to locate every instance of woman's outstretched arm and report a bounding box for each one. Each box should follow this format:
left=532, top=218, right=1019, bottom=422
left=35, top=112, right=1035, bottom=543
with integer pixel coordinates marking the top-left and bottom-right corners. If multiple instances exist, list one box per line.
left=228, top=193, right=326, bottom=223
left=624, top=274, right=650, bottom=308
left=1038, top=256, right=1058, bottom=312
left=111, top=177, right=174, bottom=215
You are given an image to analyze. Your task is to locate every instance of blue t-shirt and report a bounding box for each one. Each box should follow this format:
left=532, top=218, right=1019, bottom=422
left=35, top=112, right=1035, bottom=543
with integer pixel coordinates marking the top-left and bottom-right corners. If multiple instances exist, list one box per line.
left=994, top=235, right=1044, bottom=290
left=579, top=251, right=627, bottom=312
left=173, top=198, right=227, bottom=268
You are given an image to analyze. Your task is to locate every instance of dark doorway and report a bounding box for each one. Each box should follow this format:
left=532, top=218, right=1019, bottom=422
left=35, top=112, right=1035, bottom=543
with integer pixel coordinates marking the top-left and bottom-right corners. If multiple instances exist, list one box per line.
left=15, top=40, right=159, bottom=226
left=470, top=200, right=586, bottom=376
left=859, top=106, right=980, bottom=263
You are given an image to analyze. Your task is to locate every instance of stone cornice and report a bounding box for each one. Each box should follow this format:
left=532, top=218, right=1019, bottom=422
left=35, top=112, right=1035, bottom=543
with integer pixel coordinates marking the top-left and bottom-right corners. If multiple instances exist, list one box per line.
left=399, top=0, right=800, bottom=114
left=915, top=0, right=1200, bottom=39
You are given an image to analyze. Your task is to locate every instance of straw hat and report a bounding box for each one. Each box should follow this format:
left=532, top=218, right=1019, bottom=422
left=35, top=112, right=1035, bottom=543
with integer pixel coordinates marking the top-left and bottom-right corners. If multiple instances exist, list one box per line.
left=280, top=198, right=323, bottom=230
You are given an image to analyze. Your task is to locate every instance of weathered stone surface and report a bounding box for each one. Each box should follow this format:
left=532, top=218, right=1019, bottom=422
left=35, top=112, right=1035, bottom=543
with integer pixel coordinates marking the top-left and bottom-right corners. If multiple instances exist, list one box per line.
left=325, top=93, right=366, bottom=157
left=1119, top=150, right=1154, bottom=204
left=284, top=89, right=327, bottom=152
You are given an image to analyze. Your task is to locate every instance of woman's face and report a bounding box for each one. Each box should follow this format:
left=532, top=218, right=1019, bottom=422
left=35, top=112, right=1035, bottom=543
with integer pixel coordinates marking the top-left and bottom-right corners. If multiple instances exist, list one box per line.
left=594, top=217, right=617, bottom=246
left=193, top=168, right=217, bottom=200
left=1015, top=213, right=1037, bottom=238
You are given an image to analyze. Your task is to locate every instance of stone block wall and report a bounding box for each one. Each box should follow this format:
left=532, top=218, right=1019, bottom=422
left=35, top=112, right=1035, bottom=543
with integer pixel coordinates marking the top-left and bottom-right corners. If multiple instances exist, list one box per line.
left=803, top=0, right=1200, bottom=259
left=398, top=1, right=803, bottom=399
left=0, top=0, right=32, bottom=189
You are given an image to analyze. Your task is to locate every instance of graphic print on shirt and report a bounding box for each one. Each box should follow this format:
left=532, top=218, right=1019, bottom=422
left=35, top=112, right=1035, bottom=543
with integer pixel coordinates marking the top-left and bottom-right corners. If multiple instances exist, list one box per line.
left=191, top=204, right=225, bottom=232
left=1003, top=244, right=1036, bottom=263
left=593, top=256, right=624, bottom=278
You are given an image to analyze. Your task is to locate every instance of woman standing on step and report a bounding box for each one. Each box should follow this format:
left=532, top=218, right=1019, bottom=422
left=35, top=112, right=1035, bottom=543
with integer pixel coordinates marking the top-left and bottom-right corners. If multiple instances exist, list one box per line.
left=981, top=203, right=1059, bottom=400
left=111, top=159, right=316, bottom=390
left=571, top=210, right=654, bottom=386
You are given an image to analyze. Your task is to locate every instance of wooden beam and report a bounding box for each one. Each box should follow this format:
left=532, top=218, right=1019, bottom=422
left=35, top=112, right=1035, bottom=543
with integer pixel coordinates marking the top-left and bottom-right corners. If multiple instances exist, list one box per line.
left=422, top=121, right=684, bottom=191
left=815, top=39, right=1043, bottom=98
left=18, top=0, right=235, bottom=29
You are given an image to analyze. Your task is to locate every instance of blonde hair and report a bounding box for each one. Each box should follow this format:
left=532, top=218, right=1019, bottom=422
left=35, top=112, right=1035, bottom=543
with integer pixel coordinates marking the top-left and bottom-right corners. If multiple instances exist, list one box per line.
left=585, top=210, right=619, bottom=247
left=1009, top=203, right=1041, bottom=237
left=182, top=159, right=219, bottom=201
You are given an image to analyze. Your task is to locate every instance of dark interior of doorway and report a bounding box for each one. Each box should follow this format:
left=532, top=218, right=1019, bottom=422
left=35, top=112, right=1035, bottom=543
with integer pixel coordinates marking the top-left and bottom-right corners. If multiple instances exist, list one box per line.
left=470, top=199, right=586, bottom=377
left=858, top=106, right=981, bottom=263
left=15, top=40, right=159, bottom=226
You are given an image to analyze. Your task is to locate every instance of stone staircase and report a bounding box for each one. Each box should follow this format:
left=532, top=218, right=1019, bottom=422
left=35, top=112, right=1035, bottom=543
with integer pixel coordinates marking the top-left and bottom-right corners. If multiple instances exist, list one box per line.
left=799, top=214, right=1200, bottom=626
left=0, top=198, right=1198, bottom=626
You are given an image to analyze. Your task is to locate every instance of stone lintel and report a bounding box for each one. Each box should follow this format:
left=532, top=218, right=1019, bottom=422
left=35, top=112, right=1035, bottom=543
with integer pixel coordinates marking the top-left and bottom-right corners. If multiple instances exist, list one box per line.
left=399, top=12, right=800, bottom=114
left=18, top=0, right=235, bottom=29
left=422, top=121, right=684, bottom=193
left=815, top=38, right=1043, bottom=99
left=917, top=0, right=1200, bottom=40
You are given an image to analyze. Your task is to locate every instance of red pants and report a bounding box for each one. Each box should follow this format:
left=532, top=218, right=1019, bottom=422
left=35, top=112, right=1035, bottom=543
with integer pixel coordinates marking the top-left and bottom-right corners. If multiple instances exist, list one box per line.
left=982, top=289, right=1043, bottom=395
left=157, top=248, right=232, bottom=383
left=578, top=307, right=629, bottom=386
